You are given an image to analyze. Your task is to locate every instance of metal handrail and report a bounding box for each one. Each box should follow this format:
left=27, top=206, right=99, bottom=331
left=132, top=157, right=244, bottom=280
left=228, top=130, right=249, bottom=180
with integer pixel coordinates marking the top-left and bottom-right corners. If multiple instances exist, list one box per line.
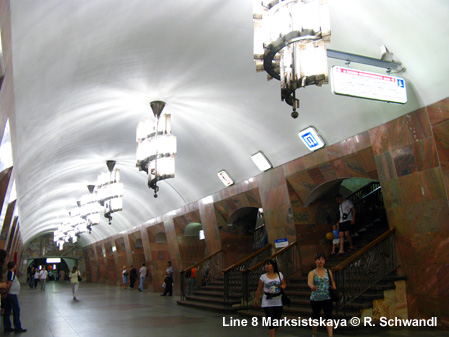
left=223, top=244, right=272, bottom=304
left=241, top=241, right=299, bottom=307
left=331, top=228, right=397, bottom=318
left=179, top=249, right=224, bottom=301
left=223, top=244, right=272, bottom=273
left=333, top=228, right=395, bottom=271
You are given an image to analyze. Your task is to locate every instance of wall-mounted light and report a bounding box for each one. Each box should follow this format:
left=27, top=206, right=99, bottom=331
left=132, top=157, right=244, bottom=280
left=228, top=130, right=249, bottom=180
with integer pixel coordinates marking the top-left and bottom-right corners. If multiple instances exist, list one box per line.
left=298, top=126, right=325, bottom=151
left=251, top=151, right=273, bottom=171
left=217, top=170, right=234, bottom=187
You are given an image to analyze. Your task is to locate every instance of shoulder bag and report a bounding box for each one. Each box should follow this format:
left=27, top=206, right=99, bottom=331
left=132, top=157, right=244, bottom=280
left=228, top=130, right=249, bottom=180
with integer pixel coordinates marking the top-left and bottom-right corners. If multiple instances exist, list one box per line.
left=327, top=269, right=338, bottom=302
left=277, top=272, right=291, bottom=307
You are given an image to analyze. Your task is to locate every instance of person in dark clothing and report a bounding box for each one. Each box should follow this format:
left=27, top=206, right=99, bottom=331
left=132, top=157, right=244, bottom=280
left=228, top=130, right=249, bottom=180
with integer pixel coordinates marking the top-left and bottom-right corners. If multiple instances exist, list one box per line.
left=161, top=261, right=173, bottom=296
left=129, top=265, right=138, bottom=289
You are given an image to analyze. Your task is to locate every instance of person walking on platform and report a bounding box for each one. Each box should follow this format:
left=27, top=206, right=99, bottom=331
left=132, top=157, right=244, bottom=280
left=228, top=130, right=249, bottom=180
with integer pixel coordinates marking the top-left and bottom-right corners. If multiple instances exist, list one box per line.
left=69, top=266, right=81, bottom=300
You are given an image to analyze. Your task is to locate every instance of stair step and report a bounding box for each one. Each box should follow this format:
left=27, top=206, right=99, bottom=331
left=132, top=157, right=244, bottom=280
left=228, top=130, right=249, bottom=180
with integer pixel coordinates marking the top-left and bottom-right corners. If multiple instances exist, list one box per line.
left=186, top=295, right=240, bottom=305
left=177, top=300, right=241, bottom=313
left=201, top=285, right=225, bottom=291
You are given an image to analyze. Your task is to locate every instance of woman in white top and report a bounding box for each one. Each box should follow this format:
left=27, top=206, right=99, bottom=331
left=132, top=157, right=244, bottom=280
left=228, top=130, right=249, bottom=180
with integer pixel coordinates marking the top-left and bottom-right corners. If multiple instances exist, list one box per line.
left=69, top=266, right=81, bottom=300
left=254, top=258, right=286, bottom=337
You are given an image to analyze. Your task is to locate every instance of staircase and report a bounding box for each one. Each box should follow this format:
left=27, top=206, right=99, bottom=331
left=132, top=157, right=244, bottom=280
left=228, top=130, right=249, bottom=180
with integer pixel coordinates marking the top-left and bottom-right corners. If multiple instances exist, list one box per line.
left=177, top=276, right=242, bottom=312
left=239, top=182, right=404, bottom=323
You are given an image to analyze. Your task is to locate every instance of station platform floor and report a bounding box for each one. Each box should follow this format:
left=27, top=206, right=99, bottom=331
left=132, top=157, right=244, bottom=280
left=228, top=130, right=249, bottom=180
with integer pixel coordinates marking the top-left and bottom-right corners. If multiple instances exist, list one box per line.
left=5, top=281, right=449, bottom=337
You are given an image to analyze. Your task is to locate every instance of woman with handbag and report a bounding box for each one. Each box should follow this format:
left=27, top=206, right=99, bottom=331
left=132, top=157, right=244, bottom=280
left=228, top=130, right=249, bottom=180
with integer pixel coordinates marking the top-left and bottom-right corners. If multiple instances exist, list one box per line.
left=69, top=266, right=81, bottom=300
left=308, top=253, right=336, bottom=337
left=254, top=258, right=286, bottom=337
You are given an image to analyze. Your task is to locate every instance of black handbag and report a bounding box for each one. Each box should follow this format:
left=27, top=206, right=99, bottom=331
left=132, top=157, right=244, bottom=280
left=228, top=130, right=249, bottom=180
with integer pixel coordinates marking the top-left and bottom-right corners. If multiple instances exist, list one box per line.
left=327, top=269, right=338, bottom=302
left=277, top=273, right=291, bottom=307
left=78, top=274, right=82, bottom=282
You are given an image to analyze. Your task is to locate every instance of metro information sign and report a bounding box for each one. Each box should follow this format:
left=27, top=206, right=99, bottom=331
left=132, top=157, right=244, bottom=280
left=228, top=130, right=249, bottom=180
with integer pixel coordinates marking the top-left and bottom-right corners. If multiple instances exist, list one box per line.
left=331, top=66, right=407, bottom=104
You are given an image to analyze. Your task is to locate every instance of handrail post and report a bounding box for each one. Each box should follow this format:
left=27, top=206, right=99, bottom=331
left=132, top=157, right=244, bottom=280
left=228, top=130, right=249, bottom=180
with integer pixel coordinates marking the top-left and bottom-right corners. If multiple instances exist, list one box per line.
left=242, top=270, right=248, bottom=308
left=180, top=271, right=185, bottom=301
left=223, top=271, right=229, bottom=305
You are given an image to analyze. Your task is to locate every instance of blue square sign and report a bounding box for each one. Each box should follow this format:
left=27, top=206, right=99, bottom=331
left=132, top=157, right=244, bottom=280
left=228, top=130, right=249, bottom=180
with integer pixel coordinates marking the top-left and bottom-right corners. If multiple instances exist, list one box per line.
left=298, top=127, right=325, bottom=151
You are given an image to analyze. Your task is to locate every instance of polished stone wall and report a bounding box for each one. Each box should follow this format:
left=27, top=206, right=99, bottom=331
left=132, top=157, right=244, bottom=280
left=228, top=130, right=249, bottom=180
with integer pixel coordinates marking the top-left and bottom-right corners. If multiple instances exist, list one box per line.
left=82, top=97, right=449, bottom=326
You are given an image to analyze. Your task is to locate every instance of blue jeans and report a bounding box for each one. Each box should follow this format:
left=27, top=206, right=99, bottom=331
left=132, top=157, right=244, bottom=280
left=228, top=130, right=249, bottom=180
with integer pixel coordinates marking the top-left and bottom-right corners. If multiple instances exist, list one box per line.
left=3, top=294, right=23, bottom=330
left=139, top=276, right=145, bottom=291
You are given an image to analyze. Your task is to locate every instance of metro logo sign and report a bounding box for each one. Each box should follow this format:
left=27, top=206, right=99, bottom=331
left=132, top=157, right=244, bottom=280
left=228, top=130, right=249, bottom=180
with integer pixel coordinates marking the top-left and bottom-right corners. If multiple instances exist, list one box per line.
left=331, top=66, right=407, bottom=104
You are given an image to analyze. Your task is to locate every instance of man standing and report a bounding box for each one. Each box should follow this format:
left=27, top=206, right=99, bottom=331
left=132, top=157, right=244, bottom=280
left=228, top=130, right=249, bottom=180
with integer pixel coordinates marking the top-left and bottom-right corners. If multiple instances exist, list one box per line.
left=138, top=263, right=147, bottom=292
left=336, top=194, right=356, bottom=254
left=3, top=261, right=27, bottom=333
left=39, top=267, right=48, bottom=291
left=129, top=265, right=138, bottom=289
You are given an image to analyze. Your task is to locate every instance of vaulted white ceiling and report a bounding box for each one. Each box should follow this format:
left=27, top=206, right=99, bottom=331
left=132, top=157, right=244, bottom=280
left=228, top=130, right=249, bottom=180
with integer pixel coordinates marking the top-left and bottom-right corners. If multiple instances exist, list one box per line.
left=8, top=0, right=449, bottom=246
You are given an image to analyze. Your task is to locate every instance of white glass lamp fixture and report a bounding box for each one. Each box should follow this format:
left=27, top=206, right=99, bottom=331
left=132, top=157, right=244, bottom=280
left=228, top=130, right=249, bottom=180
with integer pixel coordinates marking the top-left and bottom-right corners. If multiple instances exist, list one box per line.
left=251, top=151, right=273, bottom=171
left=96, top=160, right=124, bottom=224
left=136, top=101, right=177, bottom=197
left=253, top=0, right=331, bottom=118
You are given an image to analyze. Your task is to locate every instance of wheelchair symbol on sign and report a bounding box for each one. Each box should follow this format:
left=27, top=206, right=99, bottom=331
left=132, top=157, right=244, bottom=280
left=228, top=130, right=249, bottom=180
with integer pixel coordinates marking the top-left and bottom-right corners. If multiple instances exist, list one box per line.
left=397, top=79, right=405, bottom=88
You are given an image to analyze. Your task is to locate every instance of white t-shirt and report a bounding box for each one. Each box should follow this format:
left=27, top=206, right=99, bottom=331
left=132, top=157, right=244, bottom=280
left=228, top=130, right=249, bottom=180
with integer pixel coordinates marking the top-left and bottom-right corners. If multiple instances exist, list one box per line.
left=339, top=199, right=354, bottom=222
left=70, top=271, right=80, bottom=284
left=260, top=272, right=284, bottom=308
left=39, top=270, right=48, bottom=280
left=7, top=271, right=20, bottom=295
left=139, top=266, right=147, bottom=277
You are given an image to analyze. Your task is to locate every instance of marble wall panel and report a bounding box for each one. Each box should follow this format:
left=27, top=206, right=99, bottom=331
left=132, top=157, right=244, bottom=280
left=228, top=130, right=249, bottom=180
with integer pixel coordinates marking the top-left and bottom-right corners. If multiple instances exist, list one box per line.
left=407, top=108, right=432, bottom=142
left=427, top=97, right=449, bottom=126
left=392, top=145, right=417, bottom=177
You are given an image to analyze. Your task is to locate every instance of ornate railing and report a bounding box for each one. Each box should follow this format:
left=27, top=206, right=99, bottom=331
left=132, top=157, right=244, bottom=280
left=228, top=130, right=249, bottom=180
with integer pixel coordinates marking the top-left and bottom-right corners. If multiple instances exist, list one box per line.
left=179, top=249, right=223, bottom=301
left=346, top=182, right=380, bottom=205
left=251, top=225, right=266, bottom=252
left=332, top=228, right=397, bottom=317
left=223, top=244, right=272, bottom=304
left=241, top=241, right=298, bottom=307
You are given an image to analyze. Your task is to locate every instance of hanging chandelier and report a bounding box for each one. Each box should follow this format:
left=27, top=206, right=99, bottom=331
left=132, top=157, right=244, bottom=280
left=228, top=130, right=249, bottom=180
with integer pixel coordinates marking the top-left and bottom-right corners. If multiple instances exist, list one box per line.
left=253, top=0, right=331, bottom=118
left=96, top=160, right=124, bottom=224
left=136, top=101, right=177, bottom=198
left=54, top=161, right=124, bottom=249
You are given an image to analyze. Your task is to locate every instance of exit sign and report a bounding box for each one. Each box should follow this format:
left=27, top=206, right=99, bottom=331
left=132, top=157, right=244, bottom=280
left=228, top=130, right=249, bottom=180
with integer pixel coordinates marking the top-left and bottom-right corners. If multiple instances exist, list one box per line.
left=331, top=66, right=407, bottom=104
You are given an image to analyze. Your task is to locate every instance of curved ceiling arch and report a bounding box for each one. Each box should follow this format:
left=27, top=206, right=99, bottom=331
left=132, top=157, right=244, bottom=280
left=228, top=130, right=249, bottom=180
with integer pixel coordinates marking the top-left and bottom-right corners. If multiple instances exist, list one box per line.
left=8, top=0, right=449, bottom=245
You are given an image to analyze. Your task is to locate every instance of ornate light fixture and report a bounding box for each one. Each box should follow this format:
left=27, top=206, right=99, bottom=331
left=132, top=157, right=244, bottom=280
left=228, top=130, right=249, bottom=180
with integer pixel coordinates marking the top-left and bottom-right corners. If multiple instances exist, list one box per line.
left=136, top=101, right=177, bottom=198
left=54, top=161, right=124, bottom=249
left=253, top=0, right=331, bottom=118
left=79, top=185, right=101, bottom=230
left=96, top=160, right=123, bottom=224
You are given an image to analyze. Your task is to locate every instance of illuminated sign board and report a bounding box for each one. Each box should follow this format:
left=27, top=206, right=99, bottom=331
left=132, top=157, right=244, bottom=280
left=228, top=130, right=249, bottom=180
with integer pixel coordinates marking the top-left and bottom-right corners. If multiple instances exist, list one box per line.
left=46, top=258, right=61, bottom=264
left=217, top=170, right=234, bottom=187
left=298, top=127, right=325, bottom=151
left=331, top=66, right=407, bottom=104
